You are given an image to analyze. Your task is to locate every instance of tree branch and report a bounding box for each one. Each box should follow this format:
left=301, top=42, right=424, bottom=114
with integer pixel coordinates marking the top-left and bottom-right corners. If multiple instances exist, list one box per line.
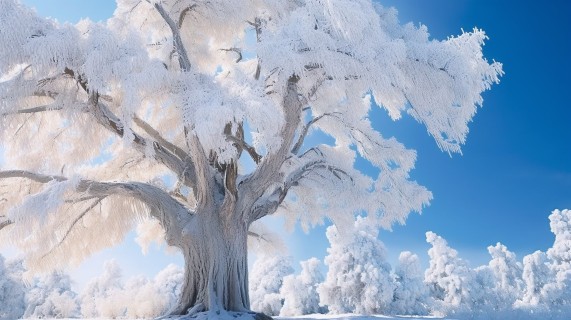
left=2, top=71, right=202, bottom=199
left=247, top=18, right=263, bottom=80
left=247, top=230, right=270, bottom=242
left=137, top=3, right=216, bottom=206
left=63, top=68, right=88, bottom=92
left=290, top=113, right=335, bottom=155
left=0, top=170, right=66, bottom=183
left=0, top=105, right=62, bottom=117
left=242, top=76, right=303, bottom=220
left=40, top=196, right=106, bottom=259
left=0, top=169, right=193, bottom=238
left=81, top=93, right=199, bottom=193
left=57, top=68, right=201, bottom=193
left=0, top=219, right=13, bottom=231
left=184, top=129, right=215, bottom=207
left=132, top=115, right=191, bottom=164
left=152, top=1, right=192, bottom=71
left=178, top=4, right=197, bottom=29
left=219, top=48, right=242, bottom=63
left=250, top=155, right=354, bottom=221
left=225, top=134, right=261, bottom=164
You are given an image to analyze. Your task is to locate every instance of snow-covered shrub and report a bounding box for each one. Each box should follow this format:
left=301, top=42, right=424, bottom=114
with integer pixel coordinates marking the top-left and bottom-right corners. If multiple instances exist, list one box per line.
left=424, top=231, right=473, bottom=315
left=391, top=251, right=429, bottom=315
left=468, top=265, right=497, bottom=315
left=544, top=209, right=571, bottom=311
left=0, top=256, right=26, bottom=320
left=24, top=271, right=79, bottom=318
left=123, top=275, right=165, bottom=318
left=80, top=260, right=126, bottom=318
left=318, top=218, right=394, bottom=314
left=280, top=257, right=325, bottom=316
left=249, top=254, right=294, bottom=316
left=511, top=209, right=571, bottom=318
left=80, top=260, right=183, bottom=318
left=511, top=250, right=551, bottom=316
left=487, top=242, right=523, bottom=310
left=153, top=264, right=184, bottom=314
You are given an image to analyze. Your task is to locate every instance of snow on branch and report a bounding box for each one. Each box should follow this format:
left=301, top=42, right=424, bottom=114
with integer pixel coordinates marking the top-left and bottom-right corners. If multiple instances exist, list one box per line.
left=150, top=1, right=192, bottom=72
left=0, top=169, right=191, bottom=275
left=84, top=92, right=201, bottom=193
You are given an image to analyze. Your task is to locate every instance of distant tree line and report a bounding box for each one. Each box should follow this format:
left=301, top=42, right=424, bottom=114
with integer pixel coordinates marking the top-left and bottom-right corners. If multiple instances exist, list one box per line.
left=1, top=209, right=569, bottom=319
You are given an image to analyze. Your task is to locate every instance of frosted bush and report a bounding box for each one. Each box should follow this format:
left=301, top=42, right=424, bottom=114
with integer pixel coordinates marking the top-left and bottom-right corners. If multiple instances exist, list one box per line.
left=391, top=251, right=429, bottom=315
left=487, top=242, right=523, bottom=310
left=79, top=259, right=183, bottom=318
left=545, top=209, right=571, bottom=309
left=24, top=271, right=79, bottom=318
left=318, top=217, right=394, bottom=314
left=0, top=256, right=25, bottom=320
left=249, top=254, right=294, bottom=316
left=424, top=231, right=473, bottom=315
left=280, top=257, right=325, bottom=316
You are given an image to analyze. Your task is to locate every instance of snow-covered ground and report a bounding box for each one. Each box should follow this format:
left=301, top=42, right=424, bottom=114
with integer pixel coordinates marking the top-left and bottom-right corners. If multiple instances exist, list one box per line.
left=280, top=314, right=445, bottom=320
left=39, top=316, right=446, bottom=320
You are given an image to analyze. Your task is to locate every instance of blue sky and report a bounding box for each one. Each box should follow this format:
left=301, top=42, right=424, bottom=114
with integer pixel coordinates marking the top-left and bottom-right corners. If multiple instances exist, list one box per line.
left=10, top=0, right=571, bottom=285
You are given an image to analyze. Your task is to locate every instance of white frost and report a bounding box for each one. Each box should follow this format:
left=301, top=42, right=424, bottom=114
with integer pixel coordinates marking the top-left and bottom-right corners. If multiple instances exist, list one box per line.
left=249, top=254, right=294, bottom=316
left=318, top=217, right=394, bottom=314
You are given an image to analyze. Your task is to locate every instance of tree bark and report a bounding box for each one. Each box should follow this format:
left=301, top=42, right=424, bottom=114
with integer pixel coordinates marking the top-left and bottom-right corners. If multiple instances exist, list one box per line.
left=171, top=207, right=251, bottom=316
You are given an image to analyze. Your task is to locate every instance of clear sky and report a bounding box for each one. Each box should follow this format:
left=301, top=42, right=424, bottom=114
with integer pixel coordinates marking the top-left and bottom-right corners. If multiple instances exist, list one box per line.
left=9, top=0, right=571, bottom=288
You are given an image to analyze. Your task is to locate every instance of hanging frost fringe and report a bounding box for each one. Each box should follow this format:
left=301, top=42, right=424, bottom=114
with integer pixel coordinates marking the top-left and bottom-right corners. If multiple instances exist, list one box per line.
left=7, top=177, right=80, bottom=233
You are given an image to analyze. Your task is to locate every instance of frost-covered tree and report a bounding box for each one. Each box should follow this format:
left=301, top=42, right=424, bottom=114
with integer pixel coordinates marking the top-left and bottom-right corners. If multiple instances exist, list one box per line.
left=318, top=217, right=394, bottom=314
left=487, top=242, right=523, bottom=310
left=0, top=255, right=25, bottom=320
left=512, top=210, right=571, bottom=316
left=80, top=260, right=126, bottom=318
left=391, top=251, right=428, bottom=316
left=80, top=260, right=184, bottom=318
left=24, top=270, right=79, bottom=318
left=249, top=255, right=294, bottom=316
left=514, top=251, right=550, bottom=311
left=424, top=231, right=473, bottom=314
left=468, top=265, right=497, bottom=316
left=0, top=0, right=501, bottom=316
left=511, top=209, right=571, bottom=317
left=123, top=275, right=170, bottom=318
left=544, top=209, right=571, bottom=308
left=153, top=263, right=185, bottom=314
left=279, top=257, right=325, bottom=316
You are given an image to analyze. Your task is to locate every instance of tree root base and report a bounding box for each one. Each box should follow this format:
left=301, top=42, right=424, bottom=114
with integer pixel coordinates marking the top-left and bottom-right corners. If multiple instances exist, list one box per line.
left=157, top=311, right=273, bottom=320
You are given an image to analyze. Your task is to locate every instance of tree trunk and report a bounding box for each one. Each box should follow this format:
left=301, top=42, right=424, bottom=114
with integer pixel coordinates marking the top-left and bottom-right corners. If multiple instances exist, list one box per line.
left=170, top=208, right=251, bottom=316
